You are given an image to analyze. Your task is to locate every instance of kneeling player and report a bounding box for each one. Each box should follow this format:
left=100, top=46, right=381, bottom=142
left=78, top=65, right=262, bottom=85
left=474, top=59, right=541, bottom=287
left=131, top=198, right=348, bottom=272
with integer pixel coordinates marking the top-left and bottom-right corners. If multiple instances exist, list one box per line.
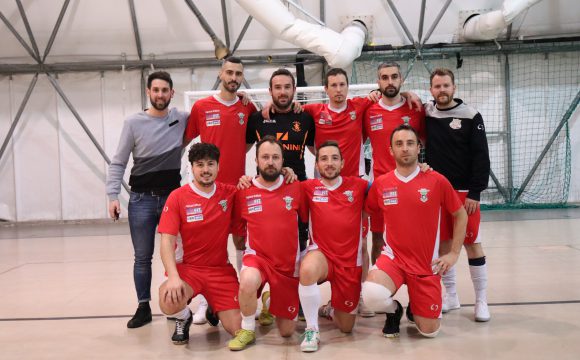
left=158, top=143, right=241, bottom=345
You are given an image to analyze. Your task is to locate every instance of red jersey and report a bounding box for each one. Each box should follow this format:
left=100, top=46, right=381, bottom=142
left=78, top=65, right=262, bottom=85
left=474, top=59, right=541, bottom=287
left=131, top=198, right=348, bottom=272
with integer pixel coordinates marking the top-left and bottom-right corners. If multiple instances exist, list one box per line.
left=158, top=182, right=237, bottom=267
left=233, top=176, right=303, bottom=276
left=305, top=98, right=372, bottom=177
left=185, top=95, right=257, bottom=185
left=365, top=167, right=462, bottom=275
left=363, top=99, right=425, bottom=180
left=300, top=176, right=368, bottom=267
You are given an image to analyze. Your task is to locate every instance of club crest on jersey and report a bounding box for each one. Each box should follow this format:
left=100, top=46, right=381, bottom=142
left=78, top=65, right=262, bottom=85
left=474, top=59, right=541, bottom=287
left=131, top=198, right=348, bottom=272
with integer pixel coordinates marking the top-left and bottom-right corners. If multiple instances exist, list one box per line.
left=219, top=199, right=228, bottom=212
left=449, top=118, right=462, bottom=129
left=292, top=121, right=302, bottom=132
left=401, top=116, right=411, bottom=125
left=349, top=111, right=356, bottom=120
left=283, top=196, right=294, bottom=210
left=237, top=112, right=245, bottom=125
left=418, top=188, right=430, bottom=202
left=185, top=204, right=203, bottom=222
left=343, top=190, right=354, bottom=202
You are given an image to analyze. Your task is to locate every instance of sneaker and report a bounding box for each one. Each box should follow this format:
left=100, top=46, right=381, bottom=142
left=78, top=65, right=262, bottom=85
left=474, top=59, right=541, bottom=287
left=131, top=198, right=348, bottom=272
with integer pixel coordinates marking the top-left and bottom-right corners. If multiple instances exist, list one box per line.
left=406, top=302, right=415, bottom=324
left=193, top=303, right=208, bottom=325
left=127, top=303, right=152, bottom=328
left=171, top=310, right=193, bottom=345
left=474, top=301, right=491, bottom=322
left=205, top=305, right=220, bottom=326
left=382, top=300, right=403, bottom=338
left=442, top=293, right=461, bottom=313
left=358, top=297, right=376, bottom=318
left=228, top=329, right=256, bottom=351
left=258, top=291, right=274, bottom=326
left=318, top=300, right=334, bottom=321
left=300, top=328, right=320, bottom=352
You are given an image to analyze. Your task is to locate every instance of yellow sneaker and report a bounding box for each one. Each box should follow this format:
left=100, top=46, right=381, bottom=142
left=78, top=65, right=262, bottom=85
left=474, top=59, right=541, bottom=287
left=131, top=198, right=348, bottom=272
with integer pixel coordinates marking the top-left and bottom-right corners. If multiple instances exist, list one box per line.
left=258, top=291, right=274, bottom=326
left=228, top=329, right=256, bottom=351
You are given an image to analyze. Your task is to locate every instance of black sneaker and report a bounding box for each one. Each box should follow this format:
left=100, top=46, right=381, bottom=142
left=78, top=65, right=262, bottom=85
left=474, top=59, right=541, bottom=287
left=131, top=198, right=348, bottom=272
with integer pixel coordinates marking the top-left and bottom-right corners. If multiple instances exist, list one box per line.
left=406, top=302, right=415, bottom=324
left=172, top=310, right=193, bottom=345
left=382, top=300, right=403, bottom=338
left=206, top=305, right=219, bottom=326
left=127, top=303, right=152, bottom=328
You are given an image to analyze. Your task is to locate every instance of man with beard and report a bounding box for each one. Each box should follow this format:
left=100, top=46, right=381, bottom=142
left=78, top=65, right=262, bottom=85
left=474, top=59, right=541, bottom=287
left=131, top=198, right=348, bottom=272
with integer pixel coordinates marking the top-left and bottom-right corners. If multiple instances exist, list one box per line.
left=228, top=136, right=304, bottom=351
left=184, top=57, right=258, bottom=319
left=425, top=68, right=491, bottom=322
left=298, top=141, right=369, bottom=352
left=157, top=143, right=241, bottom=346
left=106, top=71, right=189, bottom=328
left=363, top=125, right=467, bottom=339
left=363, top=62, right=426, bottom=266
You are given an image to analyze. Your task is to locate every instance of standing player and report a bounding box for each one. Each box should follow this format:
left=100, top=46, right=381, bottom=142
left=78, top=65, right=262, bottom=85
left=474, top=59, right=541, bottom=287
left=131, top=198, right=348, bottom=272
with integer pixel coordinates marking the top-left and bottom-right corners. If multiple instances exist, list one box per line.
left=298, top=141, right=368, bottom=352
left=425, top=68, right=491, bottom=322
left=363, top=125, right=467, bottom=338
left=363, top=62, right=426, bottom=264
left=106, top=71, right=189, bottom=328
left=228, top=136, right=303, bottom=351
left=157, top=143, right=241, bottom=345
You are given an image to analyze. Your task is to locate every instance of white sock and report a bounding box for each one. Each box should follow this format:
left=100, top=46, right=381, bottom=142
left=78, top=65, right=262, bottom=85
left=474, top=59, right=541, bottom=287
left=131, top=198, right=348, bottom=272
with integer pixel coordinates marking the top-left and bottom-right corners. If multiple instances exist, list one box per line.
left=442, top=265, right=457, bottom=295
left=361, top=282, right=396, bottom=313
left=236, top=250, right=243, bottom=273
left=299, top=283, right=321, bottom=331
left=469, top=263, right=488, bottom=303
left=242, top=313, right=256, bottom=331
left=171, top=307, right=191, bottom=321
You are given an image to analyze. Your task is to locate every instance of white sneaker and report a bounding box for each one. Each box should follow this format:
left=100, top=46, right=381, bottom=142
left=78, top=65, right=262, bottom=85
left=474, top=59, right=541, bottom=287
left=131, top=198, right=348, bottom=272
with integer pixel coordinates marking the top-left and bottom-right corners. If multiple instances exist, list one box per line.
left=300, top=328, right=320, bottom=352
left=441, top=293, right=461, bottom=313
left=358, top=297, right=376, bottom=317
left=474, top=301, right=491, bottom=322
left=192, top=303, right=208, bottom=325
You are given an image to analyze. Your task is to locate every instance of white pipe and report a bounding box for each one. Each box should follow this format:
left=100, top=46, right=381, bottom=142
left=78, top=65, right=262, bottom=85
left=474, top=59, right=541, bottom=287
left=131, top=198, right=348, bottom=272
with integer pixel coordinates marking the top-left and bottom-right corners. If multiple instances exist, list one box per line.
left=235, top=0, right=367, bottom=68
left=463, top=0, right=543, bottom=41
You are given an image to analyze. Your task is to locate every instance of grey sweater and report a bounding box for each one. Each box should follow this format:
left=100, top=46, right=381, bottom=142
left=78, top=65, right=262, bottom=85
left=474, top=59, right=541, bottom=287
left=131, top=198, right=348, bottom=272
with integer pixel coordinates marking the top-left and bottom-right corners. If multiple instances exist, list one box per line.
left=106, top=107, right=189, bottom=200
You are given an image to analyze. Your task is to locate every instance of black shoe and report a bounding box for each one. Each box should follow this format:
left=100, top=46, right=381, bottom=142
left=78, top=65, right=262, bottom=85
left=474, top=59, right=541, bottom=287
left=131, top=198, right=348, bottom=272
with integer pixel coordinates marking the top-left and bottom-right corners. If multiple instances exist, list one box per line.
left=127, top=303, right=152, bottom=328
left=382, top=300, right=403, bottom=338
left=172, top=310, right=193, bottom=345
left=406, top=302, right=415, bottom=324
left=206, top=305, right=219, bottom=326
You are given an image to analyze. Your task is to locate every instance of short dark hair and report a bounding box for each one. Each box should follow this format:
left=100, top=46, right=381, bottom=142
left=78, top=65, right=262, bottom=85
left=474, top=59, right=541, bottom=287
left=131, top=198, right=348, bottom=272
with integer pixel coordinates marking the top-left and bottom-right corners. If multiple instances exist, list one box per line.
left=147, top=71, right=173, bottom=89
left=324, top=68, right=349, bottom=87
left=188, top=142, right=220, bottom=164
left=377, top=62, right=401, bottom=77
left=223, top=56, right=243, bottom=66
left=255, top=135, right=284, bottom=158
left=315, top=140, right=342, bottom=162
left=269, top=68, right=295, bottom=89
left=430, top=67, right=455, bottom=86
left=390, top=124, right=420, bottom=146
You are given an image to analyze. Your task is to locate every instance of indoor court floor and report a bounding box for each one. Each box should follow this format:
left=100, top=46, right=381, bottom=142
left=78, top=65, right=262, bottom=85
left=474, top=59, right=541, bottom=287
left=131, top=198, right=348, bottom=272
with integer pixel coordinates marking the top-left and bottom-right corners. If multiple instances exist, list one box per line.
left=1, top=208, right=579, bottom=359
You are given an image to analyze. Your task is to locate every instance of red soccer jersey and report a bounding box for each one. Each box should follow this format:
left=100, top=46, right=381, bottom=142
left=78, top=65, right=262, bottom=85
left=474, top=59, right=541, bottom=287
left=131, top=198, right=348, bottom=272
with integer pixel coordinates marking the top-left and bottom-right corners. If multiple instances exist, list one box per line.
left=305, top=98, right=372, bottom=177
left=363, top=99, right=425, bottom=179
left=365, top=167, right=462, bottom=275
left=185, top=95, right=257, bottom=185
left=233, top=176, right=303, bottom=276
left=158, top=182, right=237, bottom=267
left=300, top=176, right=368, bottom=267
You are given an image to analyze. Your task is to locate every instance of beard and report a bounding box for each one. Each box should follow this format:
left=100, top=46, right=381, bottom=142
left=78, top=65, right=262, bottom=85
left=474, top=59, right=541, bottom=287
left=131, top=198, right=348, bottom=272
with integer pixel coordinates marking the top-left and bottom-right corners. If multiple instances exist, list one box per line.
left=259, top=165, right=281, bottom=182
left=381, top=85, right=400, bottom=98
left=320, top=167, right=340, bottom=181
left=150, top=97, right=170, bottom=111
left=223, top=80, right=241, bottom=93
left=272, top=96, right=292, bottom=111
left=435, top=93, right=453, bottom=107
left=195, top=172, right=215, bottom=187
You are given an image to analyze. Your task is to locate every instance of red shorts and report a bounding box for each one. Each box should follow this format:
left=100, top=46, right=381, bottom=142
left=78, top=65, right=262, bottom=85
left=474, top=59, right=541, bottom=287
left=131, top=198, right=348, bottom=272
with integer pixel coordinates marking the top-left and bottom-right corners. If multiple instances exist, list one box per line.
left=176, top=263, right=240, bottom=312
left=370, top=214, right=384, bottom=234
left=243, top=254, right=299, bottom=320
left=375, top=255, right=442, bottom=319
left=440, top=191, right=481, bottom=244
left=325, top=260, right=362, bottom=314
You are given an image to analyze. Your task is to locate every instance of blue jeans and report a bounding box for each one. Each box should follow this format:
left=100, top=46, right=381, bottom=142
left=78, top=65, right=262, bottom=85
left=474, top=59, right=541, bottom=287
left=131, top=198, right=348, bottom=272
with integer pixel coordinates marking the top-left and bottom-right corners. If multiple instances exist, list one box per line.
left=128, top=191, right=169, bottom=303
